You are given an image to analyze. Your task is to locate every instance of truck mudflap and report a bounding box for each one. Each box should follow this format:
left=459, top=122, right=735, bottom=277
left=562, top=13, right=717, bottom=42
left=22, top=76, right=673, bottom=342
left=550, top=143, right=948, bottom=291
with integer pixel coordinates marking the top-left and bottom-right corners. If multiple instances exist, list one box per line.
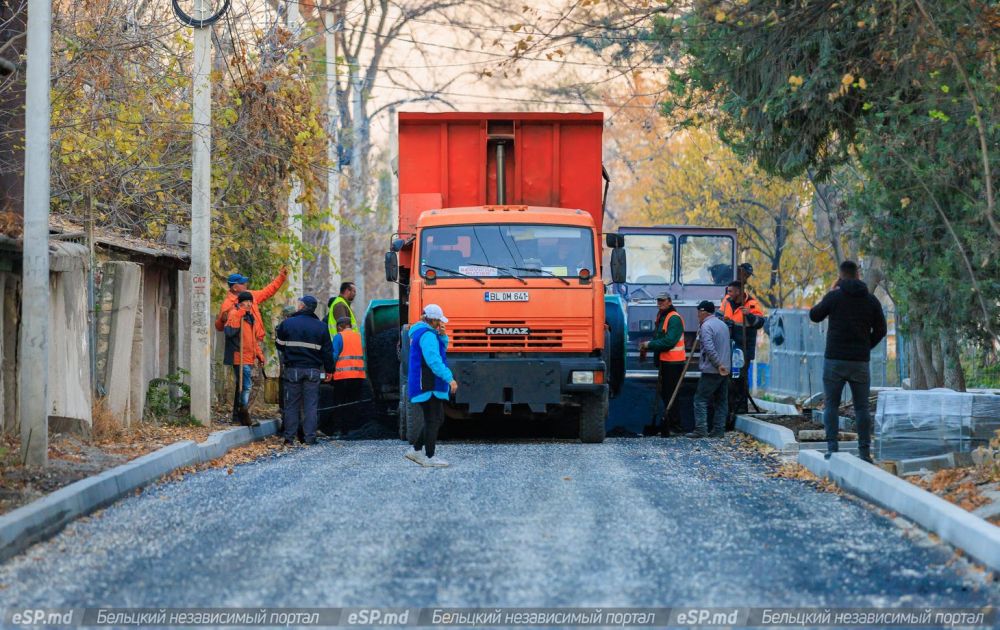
left=451, top=357, right=606, bottom=414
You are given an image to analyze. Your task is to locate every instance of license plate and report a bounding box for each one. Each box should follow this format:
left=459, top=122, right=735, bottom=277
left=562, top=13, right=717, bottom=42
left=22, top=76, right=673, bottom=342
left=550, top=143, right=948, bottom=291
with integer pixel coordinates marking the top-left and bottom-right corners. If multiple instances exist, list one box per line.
left=484, top=291, right=529, bottom=302
left=486, top=326, right=530, bottom=335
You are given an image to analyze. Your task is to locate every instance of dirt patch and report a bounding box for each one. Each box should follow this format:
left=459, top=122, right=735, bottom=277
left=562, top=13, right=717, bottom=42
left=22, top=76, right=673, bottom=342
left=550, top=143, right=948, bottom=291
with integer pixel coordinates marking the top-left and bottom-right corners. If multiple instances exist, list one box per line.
left=750, top=413, right=823, bottom=433
left=909, top=467, right=994, bottom=514
left=0, top=421, right=228, bottom=517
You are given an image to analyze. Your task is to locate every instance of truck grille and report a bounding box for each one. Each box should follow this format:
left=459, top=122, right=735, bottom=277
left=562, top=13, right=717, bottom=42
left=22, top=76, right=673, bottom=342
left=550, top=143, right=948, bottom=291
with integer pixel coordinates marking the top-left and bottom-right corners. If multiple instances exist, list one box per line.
left=450, top=319, right=588, bottom=351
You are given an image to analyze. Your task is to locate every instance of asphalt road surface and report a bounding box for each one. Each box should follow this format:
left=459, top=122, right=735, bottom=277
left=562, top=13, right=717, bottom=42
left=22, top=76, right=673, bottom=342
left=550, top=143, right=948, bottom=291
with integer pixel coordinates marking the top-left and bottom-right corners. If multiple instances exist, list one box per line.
left=1, top=434, right=997, bottom=611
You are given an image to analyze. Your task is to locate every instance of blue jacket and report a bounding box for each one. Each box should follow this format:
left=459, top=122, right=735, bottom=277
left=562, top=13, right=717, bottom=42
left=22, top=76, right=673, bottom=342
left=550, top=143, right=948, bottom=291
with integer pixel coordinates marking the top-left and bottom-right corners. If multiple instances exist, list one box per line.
left=408, top=322, right=453, bottom=402
left=275, top=310, right=335, bottom=372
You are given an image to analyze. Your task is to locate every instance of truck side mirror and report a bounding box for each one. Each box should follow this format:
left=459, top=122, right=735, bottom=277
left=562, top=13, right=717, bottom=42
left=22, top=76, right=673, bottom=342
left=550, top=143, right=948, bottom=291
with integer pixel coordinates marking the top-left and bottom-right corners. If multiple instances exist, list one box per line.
left=610, top=248, right=626, bottom=284
left=385, top=251, right=399, bottom=282
left=605, top=233, right=624, bottom=248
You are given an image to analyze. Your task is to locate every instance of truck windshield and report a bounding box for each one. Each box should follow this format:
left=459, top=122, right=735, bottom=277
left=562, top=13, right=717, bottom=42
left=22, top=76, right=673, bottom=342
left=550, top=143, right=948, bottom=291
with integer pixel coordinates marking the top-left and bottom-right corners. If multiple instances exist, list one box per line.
left=624, top=234, right=675, bottom=284
left=679, top=235, right=734, bottom=285
left=419, top=224, right=595, bottom=279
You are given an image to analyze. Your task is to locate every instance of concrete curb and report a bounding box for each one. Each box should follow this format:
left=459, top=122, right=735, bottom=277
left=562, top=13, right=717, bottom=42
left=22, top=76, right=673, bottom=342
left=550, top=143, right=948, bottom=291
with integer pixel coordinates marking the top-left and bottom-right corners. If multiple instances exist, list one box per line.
left=735, top=415, right=798, bottom=454
left=0, top=420, right=277, bottom=563
left=798, top=450, right=1000, bottom=572
left=750, top=398, right=799, bottom=415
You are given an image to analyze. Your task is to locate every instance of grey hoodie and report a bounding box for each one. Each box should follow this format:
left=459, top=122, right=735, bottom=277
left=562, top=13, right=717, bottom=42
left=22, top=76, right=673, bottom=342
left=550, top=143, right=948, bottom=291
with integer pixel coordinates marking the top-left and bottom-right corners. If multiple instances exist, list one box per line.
left=699, top=315, right=731, bottom=375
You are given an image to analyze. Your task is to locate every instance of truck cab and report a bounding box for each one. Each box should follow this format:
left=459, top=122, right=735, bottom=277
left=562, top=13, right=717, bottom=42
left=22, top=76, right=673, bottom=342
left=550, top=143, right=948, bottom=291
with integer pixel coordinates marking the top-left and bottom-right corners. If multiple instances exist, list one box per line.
left=609, top=226, right=737, bottom=379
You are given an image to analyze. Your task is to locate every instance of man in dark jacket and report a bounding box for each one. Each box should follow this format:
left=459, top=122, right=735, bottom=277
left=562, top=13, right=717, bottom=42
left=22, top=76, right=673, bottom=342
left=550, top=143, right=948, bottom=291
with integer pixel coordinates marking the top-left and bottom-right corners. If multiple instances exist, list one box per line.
left=275, top=296, right=334, bottom=445
left=809, top=261, right=887, bottom=463
left=721, top=281, right=765, bottom=429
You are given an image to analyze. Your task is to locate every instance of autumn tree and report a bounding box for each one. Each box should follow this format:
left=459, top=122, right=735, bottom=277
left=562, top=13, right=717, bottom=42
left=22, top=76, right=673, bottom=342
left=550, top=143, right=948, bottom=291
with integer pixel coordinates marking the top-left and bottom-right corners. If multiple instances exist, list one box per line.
left=649, top=0, right=1000, bottom=389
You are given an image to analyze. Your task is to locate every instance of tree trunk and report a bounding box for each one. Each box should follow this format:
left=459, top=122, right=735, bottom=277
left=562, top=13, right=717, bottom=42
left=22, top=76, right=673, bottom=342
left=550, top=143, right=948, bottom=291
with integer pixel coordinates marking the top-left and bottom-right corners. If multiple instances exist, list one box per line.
left=911, top=324, right=940, bottom=389
left=939, top=331, right=966, bottom=391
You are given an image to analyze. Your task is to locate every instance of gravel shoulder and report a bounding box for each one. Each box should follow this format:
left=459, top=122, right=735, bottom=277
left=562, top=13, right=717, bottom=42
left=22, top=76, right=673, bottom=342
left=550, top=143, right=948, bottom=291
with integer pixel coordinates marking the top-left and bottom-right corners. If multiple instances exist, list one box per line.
left=0, top=437, right=996, bottom=609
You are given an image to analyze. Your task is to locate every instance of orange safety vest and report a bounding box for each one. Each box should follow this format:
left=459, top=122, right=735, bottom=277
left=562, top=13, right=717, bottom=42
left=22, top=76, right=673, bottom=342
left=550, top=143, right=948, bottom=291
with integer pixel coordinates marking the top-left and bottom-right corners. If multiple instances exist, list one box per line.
left=334, top=329, right=366, bottom=380
left=659, top=310, right=686, bottom=363
left=722, top=294, right=764, bottom=325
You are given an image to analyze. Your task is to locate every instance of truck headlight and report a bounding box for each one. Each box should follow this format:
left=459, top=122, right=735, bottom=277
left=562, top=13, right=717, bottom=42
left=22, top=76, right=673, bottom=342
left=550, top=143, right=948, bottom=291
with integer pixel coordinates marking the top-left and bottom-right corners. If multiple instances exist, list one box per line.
left=571, top=371, right=595, bottom=385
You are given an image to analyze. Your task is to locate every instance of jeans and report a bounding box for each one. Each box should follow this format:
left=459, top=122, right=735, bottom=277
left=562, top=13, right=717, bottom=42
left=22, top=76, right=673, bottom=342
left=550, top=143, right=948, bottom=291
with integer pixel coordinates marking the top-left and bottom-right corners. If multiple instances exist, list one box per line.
left=823, top=359, right=871, bottom=456
left=231, top=365, right=253, bottom=416
left=414, top=397, right=445, bottom=458
left=282, top=367, right=322, bottom=441
left=693, top=373, right=728, bottom=436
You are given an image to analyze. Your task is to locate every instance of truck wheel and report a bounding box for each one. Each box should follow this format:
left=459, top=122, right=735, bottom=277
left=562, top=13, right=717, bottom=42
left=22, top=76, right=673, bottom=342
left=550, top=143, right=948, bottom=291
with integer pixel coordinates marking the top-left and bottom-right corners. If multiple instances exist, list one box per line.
left=579, top=388, right=608, bottom=443
left=367, top=328, right=401, bottom=406
left=604, top=300, right=626, bottom=397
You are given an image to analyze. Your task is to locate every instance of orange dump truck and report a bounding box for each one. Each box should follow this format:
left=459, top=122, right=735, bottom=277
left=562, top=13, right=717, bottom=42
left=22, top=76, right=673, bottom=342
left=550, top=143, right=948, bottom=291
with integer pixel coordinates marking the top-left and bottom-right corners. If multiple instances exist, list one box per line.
left=365, top=112, right=627, bottom=443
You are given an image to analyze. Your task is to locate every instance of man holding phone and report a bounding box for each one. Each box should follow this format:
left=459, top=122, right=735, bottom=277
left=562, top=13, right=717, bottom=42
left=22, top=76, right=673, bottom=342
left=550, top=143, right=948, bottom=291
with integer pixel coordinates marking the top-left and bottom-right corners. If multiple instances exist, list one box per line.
left=406, top=304, right=459, bottom=467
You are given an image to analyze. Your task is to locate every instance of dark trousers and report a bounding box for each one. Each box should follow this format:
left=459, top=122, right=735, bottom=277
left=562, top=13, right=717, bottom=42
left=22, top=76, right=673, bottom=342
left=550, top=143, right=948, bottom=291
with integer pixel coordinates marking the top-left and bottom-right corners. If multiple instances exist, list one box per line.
left=693, top=373, right=729, bottom=436
left=414, top=397, right=445, bottom=458
left=823, top=359, right=872, bottom=456
left=282, top=367, right=321, bottom=441
left=658, top=361, right=686, bottom=432
left=333, top=378, right=363, bottom=406
left=727, top=371, right=749, bottom=430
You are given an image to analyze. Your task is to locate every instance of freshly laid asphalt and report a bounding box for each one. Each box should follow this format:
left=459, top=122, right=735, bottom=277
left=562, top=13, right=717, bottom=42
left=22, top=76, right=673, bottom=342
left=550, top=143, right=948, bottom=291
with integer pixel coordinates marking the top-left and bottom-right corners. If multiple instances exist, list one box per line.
left=0, top=434, right=996, bottom=609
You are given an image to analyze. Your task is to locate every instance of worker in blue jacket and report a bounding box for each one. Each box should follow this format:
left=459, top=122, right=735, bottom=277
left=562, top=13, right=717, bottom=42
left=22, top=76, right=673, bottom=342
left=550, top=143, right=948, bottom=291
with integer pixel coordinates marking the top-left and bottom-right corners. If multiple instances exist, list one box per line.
left=405, top=304, right=458, bottom=467
left=275, top=296, right=334, bottom=445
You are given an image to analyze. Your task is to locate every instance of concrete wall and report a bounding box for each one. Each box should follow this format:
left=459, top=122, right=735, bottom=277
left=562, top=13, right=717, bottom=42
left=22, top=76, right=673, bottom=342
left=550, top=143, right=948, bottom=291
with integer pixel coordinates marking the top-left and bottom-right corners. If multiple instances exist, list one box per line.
left=0, top=271, right=20, bottom=433
left=2, top=249, right=189, bottom=435
left=47, top=250, right=92, bottom=429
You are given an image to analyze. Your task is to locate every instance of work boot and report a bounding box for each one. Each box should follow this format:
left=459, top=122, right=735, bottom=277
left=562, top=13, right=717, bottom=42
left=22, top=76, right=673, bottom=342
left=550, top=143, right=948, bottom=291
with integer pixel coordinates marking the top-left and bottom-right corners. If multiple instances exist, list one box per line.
left=858, top=449, right=874, bottom=464
left=683, top=431, right=707, bottom=439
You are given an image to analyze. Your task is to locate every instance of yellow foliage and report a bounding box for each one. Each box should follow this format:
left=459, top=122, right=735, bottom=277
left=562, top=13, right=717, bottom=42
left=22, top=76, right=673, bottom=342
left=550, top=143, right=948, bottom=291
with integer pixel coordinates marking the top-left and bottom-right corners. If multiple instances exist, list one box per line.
left=608, top=113, right=838, bottom=307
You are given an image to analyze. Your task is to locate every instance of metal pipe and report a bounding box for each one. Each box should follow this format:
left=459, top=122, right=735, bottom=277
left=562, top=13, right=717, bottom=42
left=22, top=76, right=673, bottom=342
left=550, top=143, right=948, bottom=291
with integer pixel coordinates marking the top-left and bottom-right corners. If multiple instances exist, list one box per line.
left=496, top=142, right=507, bottom=205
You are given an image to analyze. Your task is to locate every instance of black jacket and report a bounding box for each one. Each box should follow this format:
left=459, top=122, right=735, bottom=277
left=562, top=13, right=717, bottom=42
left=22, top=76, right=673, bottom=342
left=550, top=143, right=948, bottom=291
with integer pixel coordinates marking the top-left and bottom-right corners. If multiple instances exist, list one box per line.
left=809, top=279, right=887, bottom=362
left=275, top=310, right=335, bottom=372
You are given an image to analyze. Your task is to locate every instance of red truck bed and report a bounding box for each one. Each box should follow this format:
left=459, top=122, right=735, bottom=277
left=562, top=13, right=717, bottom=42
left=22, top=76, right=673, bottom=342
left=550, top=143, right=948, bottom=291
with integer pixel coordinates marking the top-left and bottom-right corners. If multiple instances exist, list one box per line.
left=397, top=112, right=605, bottom=234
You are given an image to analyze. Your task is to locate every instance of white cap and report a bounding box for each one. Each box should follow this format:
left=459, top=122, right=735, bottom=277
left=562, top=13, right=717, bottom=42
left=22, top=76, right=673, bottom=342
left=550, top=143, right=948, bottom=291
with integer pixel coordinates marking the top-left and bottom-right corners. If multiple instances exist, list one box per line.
left=422, top=304, right=448, bottom=323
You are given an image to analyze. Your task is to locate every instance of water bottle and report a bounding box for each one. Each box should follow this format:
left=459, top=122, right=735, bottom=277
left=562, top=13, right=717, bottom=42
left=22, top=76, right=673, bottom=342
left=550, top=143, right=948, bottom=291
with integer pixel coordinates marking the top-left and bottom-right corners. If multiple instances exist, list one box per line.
left=732, top=345, right=744, bottom=379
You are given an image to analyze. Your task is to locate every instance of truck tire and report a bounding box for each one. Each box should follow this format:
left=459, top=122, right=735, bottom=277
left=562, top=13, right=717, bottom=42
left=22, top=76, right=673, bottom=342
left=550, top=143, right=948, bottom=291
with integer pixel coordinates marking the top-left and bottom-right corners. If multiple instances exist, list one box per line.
left=366, top=328, right=401, bottom=406
left=579, top=388, right=608, bottom=443
left=604, top=300, right=626, bottom=397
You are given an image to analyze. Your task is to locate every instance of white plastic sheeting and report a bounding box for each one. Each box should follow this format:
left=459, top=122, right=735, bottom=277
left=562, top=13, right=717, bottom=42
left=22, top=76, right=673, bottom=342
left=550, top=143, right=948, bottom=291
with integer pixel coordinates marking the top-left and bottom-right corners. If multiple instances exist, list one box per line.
left=875, top=388, right=1000, bottom=459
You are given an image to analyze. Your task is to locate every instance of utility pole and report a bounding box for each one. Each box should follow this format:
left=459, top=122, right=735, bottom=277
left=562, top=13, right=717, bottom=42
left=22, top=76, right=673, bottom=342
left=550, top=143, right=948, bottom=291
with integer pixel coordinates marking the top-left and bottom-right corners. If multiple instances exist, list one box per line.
left=388, top=105, right=399, bottom=231
left=286, top=0, right=304, bottom=296
left=189, top=0, right=213, bottom=425
left=20, top=0, right=52, bottom=465
left=325, top=6, right=341, bottom=298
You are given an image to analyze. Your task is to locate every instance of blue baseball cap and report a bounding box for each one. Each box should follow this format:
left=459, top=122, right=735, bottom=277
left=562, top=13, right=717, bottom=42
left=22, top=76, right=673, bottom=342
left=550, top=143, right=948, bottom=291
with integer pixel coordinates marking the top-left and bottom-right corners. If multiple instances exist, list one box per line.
left=227, top=273, right=249, bottom=285
left=300, top=295, right=318, bottom=310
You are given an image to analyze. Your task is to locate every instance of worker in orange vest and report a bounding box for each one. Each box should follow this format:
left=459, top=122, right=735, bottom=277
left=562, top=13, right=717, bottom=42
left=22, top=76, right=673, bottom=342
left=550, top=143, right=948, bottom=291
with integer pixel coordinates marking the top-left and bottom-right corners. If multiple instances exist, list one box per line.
left=328, top=317, right=367, bottom=435
left=639, top=293, right=686, bottom=436
left=215, top=267, right=288, bottom=344
left=721, top=279, right=765, bottom=428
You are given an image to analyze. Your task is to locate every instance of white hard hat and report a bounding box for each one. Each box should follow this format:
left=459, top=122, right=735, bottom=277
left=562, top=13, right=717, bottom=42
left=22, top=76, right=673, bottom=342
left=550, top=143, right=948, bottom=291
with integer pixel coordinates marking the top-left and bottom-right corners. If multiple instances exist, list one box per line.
left=422, top=304, right=448, bottom=323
